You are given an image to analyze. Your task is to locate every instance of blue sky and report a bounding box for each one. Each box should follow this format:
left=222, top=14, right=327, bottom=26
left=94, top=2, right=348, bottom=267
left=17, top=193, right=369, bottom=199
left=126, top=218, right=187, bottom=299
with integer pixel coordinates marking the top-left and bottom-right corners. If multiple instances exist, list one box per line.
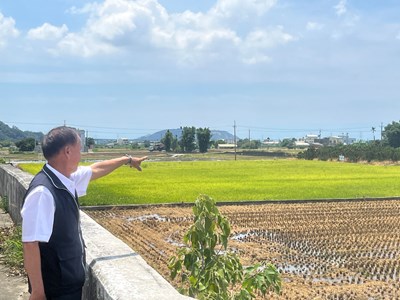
left=0, top=0, right=399, bottom=140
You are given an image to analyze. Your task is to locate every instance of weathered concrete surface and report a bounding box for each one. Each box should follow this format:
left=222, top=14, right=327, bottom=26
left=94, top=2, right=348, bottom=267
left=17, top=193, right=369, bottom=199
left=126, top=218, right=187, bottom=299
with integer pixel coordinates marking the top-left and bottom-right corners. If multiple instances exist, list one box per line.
left=0, top=164, right=192, bottom=300
left=0, top=164, right=34, bottom=224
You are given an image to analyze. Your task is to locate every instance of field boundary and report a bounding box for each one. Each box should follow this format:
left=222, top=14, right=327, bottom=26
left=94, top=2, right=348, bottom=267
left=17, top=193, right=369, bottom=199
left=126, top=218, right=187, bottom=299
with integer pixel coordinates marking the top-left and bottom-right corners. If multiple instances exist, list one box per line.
left=87, top=197, right=400, bottom=299
left=82, top=195, right=400, bottom=211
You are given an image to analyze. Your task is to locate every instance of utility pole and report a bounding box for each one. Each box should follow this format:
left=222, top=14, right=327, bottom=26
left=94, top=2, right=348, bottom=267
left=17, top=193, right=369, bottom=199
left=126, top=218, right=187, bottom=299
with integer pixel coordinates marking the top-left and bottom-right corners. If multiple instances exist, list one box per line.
left=381, top=122, right=383, bottom=141
left=234, top=121, right=237, bottom=161
left=248, top=129, right=251, bottom=142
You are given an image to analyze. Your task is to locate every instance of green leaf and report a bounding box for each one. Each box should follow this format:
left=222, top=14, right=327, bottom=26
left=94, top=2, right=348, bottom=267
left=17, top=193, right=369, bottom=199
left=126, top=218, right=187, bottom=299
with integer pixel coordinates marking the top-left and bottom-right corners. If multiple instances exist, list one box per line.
left=168, top=194, right=281, bottom=299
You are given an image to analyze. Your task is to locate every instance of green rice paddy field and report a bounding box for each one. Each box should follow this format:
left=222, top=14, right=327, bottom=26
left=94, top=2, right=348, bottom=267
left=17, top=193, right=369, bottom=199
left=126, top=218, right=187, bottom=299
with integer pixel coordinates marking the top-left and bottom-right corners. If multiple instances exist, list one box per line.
left=20, top=160, right=400, bottom=205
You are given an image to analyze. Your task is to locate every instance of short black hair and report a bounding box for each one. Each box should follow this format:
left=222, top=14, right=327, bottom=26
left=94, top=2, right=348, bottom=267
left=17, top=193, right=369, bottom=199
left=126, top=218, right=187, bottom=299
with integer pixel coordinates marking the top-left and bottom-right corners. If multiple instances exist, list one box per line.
left=42, top=126, right=79, bottom=160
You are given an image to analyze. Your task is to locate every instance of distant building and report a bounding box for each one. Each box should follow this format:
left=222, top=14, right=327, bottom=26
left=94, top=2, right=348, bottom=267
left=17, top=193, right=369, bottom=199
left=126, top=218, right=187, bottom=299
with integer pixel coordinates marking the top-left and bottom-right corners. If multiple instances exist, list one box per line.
left=78, top=129, right=86, bottom=152
left=315, top=135, right=356, bottom=146
left=295, top=141, right=310, bottom=148
left=218, top=144, right=237, bottom=149
left=338, top=135, right=356, bottom=145
left=262, top=140, right=280, bottom=146
left=329, top=136, right=344, bottom=145
left=117, top=138, right=129, bottom=145
left=304, top=134, right=319, bottom=144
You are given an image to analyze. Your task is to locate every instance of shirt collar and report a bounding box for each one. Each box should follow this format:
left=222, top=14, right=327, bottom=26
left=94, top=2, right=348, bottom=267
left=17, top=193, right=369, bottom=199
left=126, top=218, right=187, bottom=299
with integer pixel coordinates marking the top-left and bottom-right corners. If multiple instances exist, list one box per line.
left=46, top=163, right=76, bottom=196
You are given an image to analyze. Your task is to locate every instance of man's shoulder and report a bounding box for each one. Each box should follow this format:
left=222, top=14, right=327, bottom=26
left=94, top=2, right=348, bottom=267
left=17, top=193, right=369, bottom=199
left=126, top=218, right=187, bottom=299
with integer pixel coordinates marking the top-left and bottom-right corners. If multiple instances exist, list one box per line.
left=72, top=165, right=92, bottom=177
left=29, top=168, right=49, bottom=186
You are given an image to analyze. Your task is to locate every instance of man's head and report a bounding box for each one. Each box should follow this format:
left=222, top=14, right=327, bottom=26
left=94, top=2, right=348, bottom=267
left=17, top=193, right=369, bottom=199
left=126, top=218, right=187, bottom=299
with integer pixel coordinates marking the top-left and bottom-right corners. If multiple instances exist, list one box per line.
left=42, top=126, right=80, bottom=161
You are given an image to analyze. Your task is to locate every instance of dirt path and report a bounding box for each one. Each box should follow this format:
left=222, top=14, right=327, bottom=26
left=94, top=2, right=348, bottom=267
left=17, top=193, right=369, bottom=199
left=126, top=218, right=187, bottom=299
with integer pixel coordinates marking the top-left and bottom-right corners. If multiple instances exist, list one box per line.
left=0, top=263, right=29, bottom=300
left=0, top=209, right=29, bottom=300
left=86, top=199, right=400, bottom=299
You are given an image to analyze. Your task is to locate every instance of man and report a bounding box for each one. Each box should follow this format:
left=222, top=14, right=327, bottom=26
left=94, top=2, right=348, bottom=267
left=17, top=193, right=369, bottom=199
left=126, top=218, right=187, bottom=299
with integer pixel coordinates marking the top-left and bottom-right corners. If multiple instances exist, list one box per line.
left=21, top=126, right=147, bottom=300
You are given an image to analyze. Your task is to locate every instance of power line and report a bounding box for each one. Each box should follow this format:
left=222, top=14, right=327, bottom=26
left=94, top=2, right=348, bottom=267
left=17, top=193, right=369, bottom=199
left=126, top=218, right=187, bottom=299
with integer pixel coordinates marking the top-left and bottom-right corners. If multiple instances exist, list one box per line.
left=2, top=120, right=383, bottom=139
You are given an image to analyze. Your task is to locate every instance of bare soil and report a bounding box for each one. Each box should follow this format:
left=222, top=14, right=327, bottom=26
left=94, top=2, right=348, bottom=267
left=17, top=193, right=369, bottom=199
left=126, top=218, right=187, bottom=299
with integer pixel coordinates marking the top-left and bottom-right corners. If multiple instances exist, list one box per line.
left=86, top=199, right=400, bottom=299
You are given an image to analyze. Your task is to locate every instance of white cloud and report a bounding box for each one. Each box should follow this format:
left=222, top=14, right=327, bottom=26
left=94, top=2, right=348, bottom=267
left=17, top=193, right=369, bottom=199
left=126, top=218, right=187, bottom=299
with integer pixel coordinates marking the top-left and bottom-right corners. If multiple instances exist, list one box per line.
left=334, top=0, right=347, bottom=17
left=306, top=22, right=324, bottom=31
left=53, top=0, right=168, bottom=56
left=86, top=0, right=169, bottom=41
left=52, top=32, right=119, bottom=57
left=0, top=13, right=19, bottom=48
left=241, top=27, right=295, bottom=64
left=46, top=0, right=294, bottom=65
left=27, top=23, right=69, bottom=40
left=210, top=0, right=277, bottom=20
left=67, top=3, right=101, bottom=15
left=244, top=27, right=295, bottom=49
left=331, top=0, right=359, bottom=39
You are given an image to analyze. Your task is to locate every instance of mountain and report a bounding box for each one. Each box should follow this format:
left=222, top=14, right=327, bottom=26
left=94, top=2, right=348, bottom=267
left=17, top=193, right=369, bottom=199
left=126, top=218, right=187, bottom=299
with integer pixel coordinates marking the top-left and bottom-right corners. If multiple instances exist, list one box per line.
left=0, top=121, right=44, bottom=142
left=135, top=128, right=235, bottom=142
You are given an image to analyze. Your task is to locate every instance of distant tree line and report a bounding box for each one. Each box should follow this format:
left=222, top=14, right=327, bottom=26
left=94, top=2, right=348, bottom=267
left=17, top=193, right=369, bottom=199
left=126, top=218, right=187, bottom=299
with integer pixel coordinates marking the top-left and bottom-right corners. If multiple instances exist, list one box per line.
left=15, top=138, right=36, bottom=152
left=297, top=142, right=400, bottom=162
left=161, top=127, right=212, bottom=153
left=298, top=121, right=400, bottom=162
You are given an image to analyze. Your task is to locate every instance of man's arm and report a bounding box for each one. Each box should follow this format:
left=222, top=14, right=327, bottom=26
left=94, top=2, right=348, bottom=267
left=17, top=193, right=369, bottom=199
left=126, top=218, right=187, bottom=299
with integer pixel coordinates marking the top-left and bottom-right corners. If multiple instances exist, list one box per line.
left=23, top=242, right=46, bottom=300
left=90, top=156, right=148, bottom=181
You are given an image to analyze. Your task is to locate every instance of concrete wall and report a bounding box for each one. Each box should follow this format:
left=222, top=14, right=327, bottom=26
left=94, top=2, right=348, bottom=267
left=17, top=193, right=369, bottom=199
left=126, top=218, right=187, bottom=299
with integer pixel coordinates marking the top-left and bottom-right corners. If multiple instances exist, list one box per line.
left=0, top=164, right=32, bottom=224
left=0, top=164, right=192, bottom=300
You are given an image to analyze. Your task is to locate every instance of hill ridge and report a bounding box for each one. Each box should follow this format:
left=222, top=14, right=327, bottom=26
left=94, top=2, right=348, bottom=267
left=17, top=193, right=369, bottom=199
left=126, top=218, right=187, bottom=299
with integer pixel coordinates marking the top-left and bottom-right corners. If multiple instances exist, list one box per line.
left=0, top=121, right=44, bottom=142
left=135, top=128, right=235, bottom=142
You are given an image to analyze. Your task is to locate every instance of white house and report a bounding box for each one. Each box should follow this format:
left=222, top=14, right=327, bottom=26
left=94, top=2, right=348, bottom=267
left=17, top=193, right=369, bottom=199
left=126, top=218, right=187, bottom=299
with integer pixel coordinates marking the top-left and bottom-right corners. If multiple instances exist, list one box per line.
left=304, top=134, right=319, bottom=144
left=329, top=136, right=344, bottom=145
left=117, top=138, right=129, bottom=145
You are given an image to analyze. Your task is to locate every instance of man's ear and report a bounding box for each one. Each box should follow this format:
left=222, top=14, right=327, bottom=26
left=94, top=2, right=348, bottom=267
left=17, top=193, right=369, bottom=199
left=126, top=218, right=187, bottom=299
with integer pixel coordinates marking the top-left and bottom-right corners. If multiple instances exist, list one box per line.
left=63, top=145, right=71, bottom=157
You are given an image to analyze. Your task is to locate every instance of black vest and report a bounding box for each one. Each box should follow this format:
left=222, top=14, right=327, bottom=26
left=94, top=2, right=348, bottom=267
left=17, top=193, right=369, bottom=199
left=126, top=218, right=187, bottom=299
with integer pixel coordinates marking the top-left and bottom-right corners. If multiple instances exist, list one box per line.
left=23, top=165, right=86, bottom=296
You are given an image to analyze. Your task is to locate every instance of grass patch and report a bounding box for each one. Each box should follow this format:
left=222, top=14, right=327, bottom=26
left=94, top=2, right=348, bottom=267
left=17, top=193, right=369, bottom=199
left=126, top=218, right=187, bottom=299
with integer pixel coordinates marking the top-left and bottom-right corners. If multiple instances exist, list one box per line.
left=0, top=225, right=24, bottom=274
left=19, top=160, right=400, bottom=205
left=0, top=195, right=8, bottom=213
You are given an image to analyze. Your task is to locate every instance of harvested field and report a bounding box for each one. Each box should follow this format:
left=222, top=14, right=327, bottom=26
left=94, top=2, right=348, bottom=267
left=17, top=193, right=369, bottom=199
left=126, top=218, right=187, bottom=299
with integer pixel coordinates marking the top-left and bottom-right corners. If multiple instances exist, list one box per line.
left=86, top=199, right=400, bottom=299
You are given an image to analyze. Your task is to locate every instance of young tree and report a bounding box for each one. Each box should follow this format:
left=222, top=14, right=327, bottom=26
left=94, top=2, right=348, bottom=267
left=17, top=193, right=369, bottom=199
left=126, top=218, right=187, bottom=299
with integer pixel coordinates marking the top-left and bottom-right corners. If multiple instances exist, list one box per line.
left=180, top=126, right=196, bottom=152
left=171, top=135, right=179, bottom=152
left=383, top=121, right=400, bottom=148
left=131, top=142, right=140, bottom=150
left=280, top=138, right=296, bottom=149
left=196, top=128, right=212, bottom=153
left=86, top=137, right=95, bottom=148
left=169, top=195, right=281, bottom=300
left=162, top=130, right=174, bottom=152
left=144, top=140, right=151, bottom=148
left=371, top=127, right=376, bottom=141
